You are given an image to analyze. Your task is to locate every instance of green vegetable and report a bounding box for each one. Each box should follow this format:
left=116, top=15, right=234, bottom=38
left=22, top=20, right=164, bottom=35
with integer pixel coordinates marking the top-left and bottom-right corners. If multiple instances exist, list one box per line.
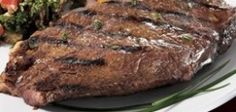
left=0, top=0, right=83, bottom=40
left=151, top=12, right=162, bottom=20
left=61, top=32, right=69, bottom=42
left=93, top=19, right=103, bottom=30
left=0, top=0, right=59, bottom=31
left=130, top=0, right=138, bottom=6
left=0, top=12, right=30, bottom=33
left=180, top=34, right=193, bottom=42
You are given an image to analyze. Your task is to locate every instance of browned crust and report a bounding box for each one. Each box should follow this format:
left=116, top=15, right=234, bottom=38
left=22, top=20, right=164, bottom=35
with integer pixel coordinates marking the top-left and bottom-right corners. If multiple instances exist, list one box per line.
left=0, top=75, right=7, bottom=93
left=0, top=0, right=235, bottom=107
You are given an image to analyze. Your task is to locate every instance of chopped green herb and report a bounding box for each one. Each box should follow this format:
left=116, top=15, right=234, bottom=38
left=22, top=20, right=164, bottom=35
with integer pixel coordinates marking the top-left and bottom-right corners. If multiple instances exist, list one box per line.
left=61, top=32, right=69, bottom=42
left=129, top=0, right=138, bottom=6
left=150, top=12, right=164, bottom=21
left=103, top=44, right=121, bottom=50
left=110, top=45, right=122, bottom=50
left=93, top=19, right=103, bottom=30
left=180, top=34, right=193, bottom=42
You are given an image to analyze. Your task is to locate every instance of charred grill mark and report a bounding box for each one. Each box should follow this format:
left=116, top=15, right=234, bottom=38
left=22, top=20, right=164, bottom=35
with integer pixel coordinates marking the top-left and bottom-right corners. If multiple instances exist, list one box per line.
left=60, top=85, right=81, bottom=92
left=56, top=22, right=83, bottom=30
left=103, top=45, right=143, bottom=53
left=29, top=32, right=150, bottom=62
left=30, top=26, right=81, bottom=47
left=27, top=35, right=94, bottom=51
left=80, top=9, right=97, bottom=16
left=35, top=82, right=56, bottom=91
left=28, top=36, right=69, bottom=48
left=61, top=57, right=77, bottom=64
left=33, top=74, right=65, bottom=92
left=57, top=57, right=106, bottom=66
left=28, top=37, right=39, bottom=49
left=33, top=84, right=88, bottom=95
left=60, top=85, right=87, bottom=92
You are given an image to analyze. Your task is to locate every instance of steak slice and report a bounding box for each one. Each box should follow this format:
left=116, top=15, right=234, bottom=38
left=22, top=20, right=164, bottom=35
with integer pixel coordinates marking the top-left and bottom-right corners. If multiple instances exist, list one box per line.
left=58, top=8, right=216, bottom=42
left=87, top=0, right=232, bottom=23
left=86, top=0, right=236, bottom=53
left=1, top=25, right=214, bottom=107
left=0, top=0, right=236, bottom=107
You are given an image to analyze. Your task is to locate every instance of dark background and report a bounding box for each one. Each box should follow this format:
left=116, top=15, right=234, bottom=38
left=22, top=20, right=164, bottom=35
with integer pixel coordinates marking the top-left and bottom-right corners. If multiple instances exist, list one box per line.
left=211, top=97, right=236, bottom=112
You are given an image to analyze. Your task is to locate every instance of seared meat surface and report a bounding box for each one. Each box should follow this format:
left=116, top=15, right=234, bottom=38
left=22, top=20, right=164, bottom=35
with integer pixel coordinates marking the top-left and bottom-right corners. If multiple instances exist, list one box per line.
left=0, top=0, right=236, bottom=107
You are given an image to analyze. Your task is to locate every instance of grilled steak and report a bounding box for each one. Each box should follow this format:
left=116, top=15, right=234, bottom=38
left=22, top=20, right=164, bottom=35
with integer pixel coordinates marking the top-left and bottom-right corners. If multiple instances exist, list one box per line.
left=1, top=0, right=236, bottom=107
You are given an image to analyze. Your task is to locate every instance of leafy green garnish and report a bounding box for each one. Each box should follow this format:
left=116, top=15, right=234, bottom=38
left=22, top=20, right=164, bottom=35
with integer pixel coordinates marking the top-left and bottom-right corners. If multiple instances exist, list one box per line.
left=20, top=0, right=60, bottom=17
left=129, top=0, right=138, bottom=6
left=93, top=19, right=103, bottom=30
left=61, top=32, right=69, bottom=42
left=0, top=0, right=66, bottom=37
left=0, top=12, right=30, bottom=33
left=180, top=34, right=193, bottom=42
left=151, top=12, right=162, bottom=20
